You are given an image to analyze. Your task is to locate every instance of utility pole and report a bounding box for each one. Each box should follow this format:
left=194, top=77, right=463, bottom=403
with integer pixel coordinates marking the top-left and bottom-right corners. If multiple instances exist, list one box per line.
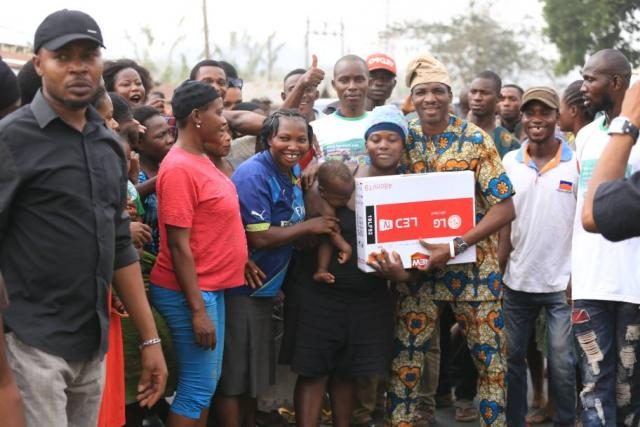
left=305, top=18, right=345, bottom=66
left=202, top=0, right=211, bottom=59
left=384, top=0, right=390, bottom=51
left=340, top=20, right=345, bottom=56
left=305, top=17, right=310, bottom=68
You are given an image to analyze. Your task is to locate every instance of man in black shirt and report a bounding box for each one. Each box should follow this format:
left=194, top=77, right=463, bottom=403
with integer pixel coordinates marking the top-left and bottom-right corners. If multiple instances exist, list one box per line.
left=0, top=9, right=166, bottom=425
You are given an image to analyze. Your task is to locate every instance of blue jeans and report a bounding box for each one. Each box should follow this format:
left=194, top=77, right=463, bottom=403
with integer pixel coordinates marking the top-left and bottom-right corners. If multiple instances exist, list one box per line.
left=503, top=287, right=576, bottom=427
left=572, top=300, right=640, bottom=427
left=149, top=284, right=225, bottom=420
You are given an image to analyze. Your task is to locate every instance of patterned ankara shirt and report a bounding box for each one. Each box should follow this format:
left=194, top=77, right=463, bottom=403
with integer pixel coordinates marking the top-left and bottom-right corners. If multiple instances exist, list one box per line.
left=401, top=115, right=514, bottom=301
left=492, top=126, right=520, bottom=159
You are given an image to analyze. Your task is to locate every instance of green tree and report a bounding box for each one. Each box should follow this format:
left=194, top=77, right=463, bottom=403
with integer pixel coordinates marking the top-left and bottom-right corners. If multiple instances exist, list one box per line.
left=382, top=6, right=552, bottom=88
left=542, top=0, right=640, bottom=74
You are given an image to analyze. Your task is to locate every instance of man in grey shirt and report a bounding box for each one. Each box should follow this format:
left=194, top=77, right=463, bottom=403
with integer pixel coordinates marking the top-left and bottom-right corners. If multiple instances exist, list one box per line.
left=0, top=9, right=166, bottom=425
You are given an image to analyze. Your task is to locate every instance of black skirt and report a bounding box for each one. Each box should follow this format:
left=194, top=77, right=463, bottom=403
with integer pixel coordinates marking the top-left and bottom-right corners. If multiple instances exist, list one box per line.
left=280, top=207, right=394, bottom=378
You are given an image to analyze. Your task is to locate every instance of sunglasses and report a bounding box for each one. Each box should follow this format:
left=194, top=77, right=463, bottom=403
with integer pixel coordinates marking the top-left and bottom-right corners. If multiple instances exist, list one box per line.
left=228, top=77, right=244, bottom=89
left=164, top=115, right=178, bottom=139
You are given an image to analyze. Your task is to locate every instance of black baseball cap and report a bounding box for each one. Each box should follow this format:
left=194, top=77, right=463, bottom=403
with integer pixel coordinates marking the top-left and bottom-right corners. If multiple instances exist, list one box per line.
left=34, top=9, right=105, bottom=53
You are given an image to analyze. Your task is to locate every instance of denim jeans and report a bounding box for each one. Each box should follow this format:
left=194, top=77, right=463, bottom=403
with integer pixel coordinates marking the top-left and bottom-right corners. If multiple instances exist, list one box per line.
left=572, top=299, right=640, bottom=427
left=504, top=287, right=576, bottom=427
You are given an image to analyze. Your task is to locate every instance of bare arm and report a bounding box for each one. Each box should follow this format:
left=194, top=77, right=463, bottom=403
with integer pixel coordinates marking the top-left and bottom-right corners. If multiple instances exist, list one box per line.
left=420, top=197, right=516, bottom=271
left=497, top=223, right=512, bottom=275
left=223, top=110, right=265, bottom=136
left=583, top=81, right=640, bottom=232
left=463, top=197, right=515, bottom=246
left=246, top=216, right=338, bottom=250
left=581, top=134, right=634, bottom=232
left=165, top=226, right=202, bottom=312
left=166, top=225, right=217, bottom=350
left=112, top=263, right=167, bottom=408
left=135, top=176, right=157, bottom=198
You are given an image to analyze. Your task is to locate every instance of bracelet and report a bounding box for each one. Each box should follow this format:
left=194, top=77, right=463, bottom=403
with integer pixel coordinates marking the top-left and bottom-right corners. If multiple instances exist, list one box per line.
left=449, top=240, right=456, bottom=258
left=139, top=337, right=162, bottom=350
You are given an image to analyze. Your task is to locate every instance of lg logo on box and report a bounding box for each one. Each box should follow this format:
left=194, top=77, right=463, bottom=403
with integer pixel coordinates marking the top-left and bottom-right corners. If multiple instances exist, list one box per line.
left=432, top=214, right=462, bottom=230
left=379, top=217, right=418, bottom=231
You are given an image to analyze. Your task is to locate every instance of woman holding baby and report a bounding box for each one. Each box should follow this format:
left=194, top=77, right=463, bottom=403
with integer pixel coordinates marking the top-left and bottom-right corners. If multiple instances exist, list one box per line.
left=281, top=105, right=408, bottom=427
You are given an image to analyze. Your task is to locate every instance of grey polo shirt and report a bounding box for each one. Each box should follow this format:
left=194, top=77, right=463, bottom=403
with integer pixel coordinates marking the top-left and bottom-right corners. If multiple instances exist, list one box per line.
left=0, top=90, right=138, bottom=361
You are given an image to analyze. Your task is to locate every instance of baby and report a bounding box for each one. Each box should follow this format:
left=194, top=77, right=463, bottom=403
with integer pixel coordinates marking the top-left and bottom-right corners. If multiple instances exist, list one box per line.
left=313, top=160, right=356, bottom=284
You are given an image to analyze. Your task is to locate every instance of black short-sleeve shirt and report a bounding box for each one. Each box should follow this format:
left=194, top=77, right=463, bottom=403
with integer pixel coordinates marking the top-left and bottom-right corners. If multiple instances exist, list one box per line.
left=593, top=171, right=640, bottom=242
left=0, top=90, right=138, bottom=361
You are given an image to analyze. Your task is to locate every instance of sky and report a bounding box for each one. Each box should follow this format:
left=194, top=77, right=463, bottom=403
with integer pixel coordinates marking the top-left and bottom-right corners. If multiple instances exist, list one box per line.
left=2, top=0, right=573, bottom=97
left=0, top=0, right=580, bottom=99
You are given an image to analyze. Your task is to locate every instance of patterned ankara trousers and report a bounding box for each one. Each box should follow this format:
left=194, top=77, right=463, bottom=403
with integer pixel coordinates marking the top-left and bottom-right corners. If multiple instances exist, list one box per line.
left=387, top=283, right=507, bottom=427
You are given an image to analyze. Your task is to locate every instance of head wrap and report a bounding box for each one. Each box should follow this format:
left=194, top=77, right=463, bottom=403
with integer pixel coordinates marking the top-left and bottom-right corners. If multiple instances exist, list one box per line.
left=405, top=53, right=451, bottom=90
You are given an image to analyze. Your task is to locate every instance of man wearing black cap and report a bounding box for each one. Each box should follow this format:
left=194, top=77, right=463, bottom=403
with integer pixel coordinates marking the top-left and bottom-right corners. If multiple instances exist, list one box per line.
left=0, top=9, right=167, bottom=425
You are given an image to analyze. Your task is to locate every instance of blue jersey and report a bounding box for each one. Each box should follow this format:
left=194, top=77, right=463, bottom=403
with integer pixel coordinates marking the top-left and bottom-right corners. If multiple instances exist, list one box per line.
left=230, top=150, right=305, bottom=297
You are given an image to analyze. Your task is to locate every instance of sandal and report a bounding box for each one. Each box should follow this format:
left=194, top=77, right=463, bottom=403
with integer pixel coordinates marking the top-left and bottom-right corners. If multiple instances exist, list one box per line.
left=256, top=410, right=289, bottom=427
left=525, top=406, right=551, bottom=424
left=415, top=409, right=437, bottom=427
left=276, top=407, right=296, bottom=424
left=320, top=408, right=333, bottom=425
left=454, top=406, right=478, bottom=422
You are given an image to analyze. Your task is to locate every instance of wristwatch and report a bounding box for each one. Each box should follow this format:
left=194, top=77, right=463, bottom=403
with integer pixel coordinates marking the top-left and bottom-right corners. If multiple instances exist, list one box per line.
left=608, top=116, right=639, bottom=144
left=452, top=237, right=469, bottom=256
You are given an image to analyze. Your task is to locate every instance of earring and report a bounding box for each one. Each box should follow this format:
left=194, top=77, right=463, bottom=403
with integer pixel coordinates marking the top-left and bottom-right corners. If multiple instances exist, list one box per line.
left=196, top=122, right=201, bottom=128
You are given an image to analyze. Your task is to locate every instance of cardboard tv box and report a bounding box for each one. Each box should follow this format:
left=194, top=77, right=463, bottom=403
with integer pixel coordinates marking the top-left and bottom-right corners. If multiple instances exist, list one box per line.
left=355, top=171, right=476, bottom=273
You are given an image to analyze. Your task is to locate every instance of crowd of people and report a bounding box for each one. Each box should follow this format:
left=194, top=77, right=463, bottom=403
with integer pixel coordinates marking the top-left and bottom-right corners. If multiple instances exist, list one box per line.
left=0, top=8, right=639, bottom=427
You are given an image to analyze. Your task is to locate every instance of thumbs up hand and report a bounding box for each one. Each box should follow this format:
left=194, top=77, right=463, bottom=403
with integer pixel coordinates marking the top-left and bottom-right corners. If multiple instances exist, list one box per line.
left=301, top=54, right=324, bottom=88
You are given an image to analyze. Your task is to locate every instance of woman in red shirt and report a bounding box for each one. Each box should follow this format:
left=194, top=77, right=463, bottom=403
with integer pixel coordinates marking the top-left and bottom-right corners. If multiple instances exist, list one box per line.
left=149, top=80, right=248, bottom=427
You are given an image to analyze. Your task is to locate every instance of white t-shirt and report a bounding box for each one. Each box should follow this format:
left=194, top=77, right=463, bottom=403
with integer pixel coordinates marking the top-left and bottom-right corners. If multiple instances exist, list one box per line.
left=311, top=111, right=370, bottom=165
left=571, top=116, right=640, bottom=304
left=503, top=140, right=578, bottom=293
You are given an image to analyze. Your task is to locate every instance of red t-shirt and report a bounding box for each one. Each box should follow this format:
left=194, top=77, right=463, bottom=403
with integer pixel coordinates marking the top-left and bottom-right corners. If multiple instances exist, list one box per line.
left=150, top=146, right=247, bottom=291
